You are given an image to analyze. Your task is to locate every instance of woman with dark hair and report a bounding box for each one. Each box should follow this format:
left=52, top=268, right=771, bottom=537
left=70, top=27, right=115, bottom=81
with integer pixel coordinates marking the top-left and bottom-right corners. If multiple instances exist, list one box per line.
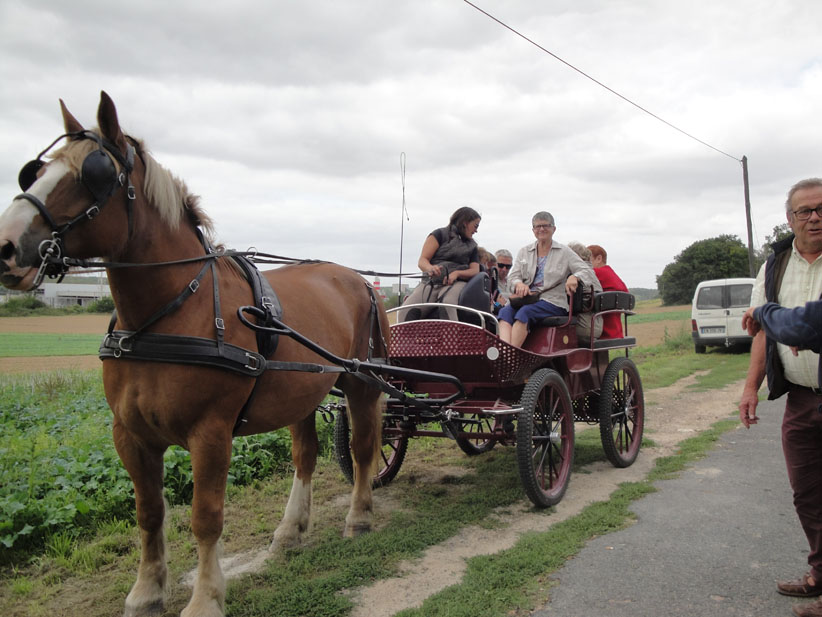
left=401, top=206, right=481, bottom=320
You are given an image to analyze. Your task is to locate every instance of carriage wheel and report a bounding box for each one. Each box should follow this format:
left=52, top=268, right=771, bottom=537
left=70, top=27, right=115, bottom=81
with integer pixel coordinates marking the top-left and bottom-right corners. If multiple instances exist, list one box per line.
left=333, top=410, right=408, bottom=488
left=455, top=414, right=498, bottom=456
left=598, top=356, right=644, bottom=468
left=516, top=368, right=575, bottom=508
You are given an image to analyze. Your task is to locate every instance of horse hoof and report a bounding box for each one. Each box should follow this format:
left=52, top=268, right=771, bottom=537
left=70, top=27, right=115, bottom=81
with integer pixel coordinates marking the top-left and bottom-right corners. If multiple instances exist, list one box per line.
left=123, top=598, right=164, bottom=617
left=343, top=523, right=371, bottom=538
left=268, top=535, right=300, bottom=554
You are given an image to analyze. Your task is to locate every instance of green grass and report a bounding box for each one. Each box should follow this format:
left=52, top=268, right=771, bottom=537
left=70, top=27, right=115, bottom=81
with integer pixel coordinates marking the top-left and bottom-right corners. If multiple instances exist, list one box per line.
left=0, top=333, right=103, bottom=357
left=629, top=310, right=690, bottom=324
left=630, top=329, right=749, bottom=391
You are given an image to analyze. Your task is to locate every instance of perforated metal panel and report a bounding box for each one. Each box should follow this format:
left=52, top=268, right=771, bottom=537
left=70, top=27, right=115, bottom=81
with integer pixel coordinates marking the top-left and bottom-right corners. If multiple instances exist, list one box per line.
left=390, top=321, right=549, bottom=386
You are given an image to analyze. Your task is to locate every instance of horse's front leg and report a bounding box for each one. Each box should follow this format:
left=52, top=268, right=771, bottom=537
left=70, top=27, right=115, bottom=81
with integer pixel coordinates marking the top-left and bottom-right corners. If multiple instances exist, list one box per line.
left=181, top=435, right=232, bottom=617
left=113, top=420, right=167, bottom=617
left=342, top=387, right=381, bottom=537
left=271, top=414, right=318, bottom=551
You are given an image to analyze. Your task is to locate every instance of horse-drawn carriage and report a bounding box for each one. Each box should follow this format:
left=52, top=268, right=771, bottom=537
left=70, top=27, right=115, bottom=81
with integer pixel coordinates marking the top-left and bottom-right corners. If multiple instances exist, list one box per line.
left=0, top=92, right=642, bottom=617
left=333, top=282, right=644, bottom=507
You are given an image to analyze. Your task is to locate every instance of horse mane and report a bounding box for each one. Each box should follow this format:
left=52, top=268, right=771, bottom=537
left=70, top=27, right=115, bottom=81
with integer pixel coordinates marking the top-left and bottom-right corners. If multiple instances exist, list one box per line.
left=130, top=137, right=216, bottom=240
left=53, top=132, right=216, bottom=242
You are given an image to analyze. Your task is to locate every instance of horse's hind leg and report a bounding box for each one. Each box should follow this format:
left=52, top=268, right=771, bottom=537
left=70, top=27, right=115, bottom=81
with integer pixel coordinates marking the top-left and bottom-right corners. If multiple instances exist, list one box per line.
left=182, top=435, right=233, bottom=617
left=113, top=421, right=167, bottom=617
left=342, top=382, right=381, bottom=537
left=271, top=413, right=318, bottom=551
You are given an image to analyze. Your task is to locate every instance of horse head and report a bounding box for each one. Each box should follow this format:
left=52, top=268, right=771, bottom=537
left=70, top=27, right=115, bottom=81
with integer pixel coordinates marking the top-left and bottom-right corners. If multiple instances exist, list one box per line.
left=0, top=91, right=136, bottom=290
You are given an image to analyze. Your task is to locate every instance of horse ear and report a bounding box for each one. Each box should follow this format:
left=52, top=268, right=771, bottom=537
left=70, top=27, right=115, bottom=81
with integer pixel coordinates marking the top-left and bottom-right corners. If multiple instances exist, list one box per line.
left=60, top=99, right=84, bottom=133
left=97, top=91, right=126, bottom=149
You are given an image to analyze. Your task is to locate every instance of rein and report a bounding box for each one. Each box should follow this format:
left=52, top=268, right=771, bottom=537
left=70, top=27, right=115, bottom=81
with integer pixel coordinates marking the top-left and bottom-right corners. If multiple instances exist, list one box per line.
left=57, top=249, right=424, bottom=279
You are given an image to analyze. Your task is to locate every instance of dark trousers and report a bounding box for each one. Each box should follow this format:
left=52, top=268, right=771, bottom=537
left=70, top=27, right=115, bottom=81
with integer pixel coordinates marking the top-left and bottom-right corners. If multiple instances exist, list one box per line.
left=783, top=385, right=822, bottom=580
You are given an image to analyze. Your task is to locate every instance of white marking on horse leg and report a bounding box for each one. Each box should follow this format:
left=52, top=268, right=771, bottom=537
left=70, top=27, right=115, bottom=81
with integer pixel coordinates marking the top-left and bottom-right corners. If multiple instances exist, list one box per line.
left=123, top=526, right=167, bottom=617
left=270, top=471, right=312, bottom=551
left=181, top=540, right=226, bottom=617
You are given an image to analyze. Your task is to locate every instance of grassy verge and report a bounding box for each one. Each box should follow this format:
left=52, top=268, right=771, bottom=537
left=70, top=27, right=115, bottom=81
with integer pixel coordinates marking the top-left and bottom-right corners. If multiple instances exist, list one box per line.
left=631, top=330, right=750, bottom=391
left=0, top=333, right=103, bottom=357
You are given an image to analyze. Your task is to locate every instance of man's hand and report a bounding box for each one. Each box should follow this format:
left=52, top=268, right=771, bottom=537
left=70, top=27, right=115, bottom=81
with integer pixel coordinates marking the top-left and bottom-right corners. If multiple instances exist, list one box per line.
left=738, top=387, right=760, bottom=428
left=742, top=306, right=761, bottom=336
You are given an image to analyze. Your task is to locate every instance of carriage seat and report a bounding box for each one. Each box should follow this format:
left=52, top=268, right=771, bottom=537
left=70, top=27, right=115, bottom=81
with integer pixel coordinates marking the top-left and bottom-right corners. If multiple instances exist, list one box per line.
left=457, top=271, right=491, bottom=313
left=532, top=281, right=585, bottom=329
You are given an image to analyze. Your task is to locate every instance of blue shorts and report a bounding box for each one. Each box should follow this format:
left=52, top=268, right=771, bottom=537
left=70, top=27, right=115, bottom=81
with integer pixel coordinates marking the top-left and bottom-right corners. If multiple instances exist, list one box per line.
left=498, top=300, right=567, bottom=327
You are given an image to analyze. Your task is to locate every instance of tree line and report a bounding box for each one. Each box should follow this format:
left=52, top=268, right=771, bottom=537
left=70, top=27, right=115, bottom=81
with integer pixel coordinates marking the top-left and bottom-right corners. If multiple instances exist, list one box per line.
left=656, top=224, right=792, bottom=305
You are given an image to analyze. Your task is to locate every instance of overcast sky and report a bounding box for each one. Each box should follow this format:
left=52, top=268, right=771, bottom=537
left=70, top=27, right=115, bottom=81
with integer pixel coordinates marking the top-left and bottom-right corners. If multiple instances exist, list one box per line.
left=2, top=0, right=820, bottom=288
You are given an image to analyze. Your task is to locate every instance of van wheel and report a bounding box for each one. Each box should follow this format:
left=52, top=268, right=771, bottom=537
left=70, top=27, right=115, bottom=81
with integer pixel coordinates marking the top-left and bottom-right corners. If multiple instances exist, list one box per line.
left=694, top=343, right=706, bottom=354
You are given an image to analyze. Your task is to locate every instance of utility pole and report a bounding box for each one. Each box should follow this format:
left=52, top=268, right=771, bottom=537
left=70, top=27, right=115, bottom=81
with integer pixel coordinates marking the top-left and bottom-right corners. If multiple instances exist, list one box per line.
left=742, top=155, right=755, bottom=276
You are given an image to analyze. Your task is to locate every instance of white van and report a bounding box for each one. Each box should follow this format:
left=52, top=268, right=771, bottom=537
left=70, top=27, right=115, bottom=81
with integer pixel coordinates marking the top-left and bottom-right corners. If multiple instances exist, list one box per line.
left=691, top=277, right=755, bottom=353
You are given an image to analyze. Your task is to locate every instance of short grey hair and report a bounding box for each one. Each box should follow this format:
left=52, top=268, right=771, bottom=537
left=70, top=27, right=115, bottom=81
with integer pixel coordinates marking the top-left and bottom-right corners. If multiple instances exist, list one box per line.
left=494, top=249, right=512, bottom=260
left=567, top=241, right=592, bottom=262
left=532, top=211, right=555, bottom=226
left=786, top=178, right=822, bottom=213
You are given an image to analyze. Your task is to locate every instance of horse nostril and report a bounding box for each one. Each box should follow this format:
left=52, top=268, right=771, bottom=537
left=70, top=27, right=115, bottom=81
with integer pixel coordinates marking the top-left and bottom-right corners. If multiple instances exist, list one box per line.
left=0, top=240, right=15, bottom=261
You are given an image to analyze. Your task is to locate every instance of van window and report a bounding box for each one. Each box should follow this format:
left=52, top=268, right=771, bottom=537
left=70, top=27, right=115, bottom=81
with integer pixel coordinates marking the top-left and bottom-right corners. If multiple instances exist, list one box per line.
left=696, top=286, right=723, bottom=309
left=728, top=284, right=753, bottom=308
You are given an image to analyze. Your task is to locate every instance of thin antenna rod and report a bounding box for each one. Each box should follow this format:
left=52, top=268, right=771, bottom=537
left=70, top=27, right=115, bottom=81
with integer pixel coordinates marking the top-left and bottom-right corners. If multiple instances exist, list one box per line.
left=398, top=152, right=409, bottom=303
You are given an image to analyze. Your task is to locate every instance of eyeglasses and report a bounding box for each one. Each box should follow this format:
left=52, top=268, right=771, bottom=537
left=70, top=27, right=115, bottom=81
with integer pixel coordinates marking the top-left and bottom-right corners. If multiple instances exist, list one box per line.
left=497, top=263, right=512, bottom=270
left=791, top=205, right=822, bottom=221
left=533, top=224, right=553, bottom=231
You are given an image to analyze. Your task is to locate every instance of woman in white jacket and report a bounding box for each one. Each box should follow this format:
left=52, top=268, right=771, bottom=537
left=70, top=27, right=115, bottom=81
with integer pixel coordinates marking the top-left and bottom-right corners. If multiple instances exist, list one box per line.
left=498, top=211, right=594, bottom=348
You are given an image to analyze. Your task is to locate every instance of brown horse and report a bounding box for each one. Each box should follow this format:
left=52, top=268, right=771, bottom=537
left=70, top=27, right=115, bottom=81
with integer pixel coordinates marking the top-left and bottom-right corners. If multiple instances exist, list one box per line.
left=0, top=92, right=388, bottom=617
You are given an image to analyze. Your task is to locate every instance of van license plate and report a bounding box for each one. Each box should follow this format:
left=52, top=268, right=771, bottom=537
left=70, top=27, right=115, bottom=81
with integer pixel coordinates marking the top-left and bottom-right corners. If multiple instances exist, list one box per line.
left=702, top=327, right=725, bottom=334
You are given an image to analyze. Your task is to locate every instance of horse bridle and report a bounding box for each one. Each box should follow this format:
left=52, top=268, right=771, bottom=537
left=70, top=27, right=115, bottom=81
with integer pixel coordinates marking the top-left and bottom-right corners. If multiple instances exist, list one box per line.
left=15, top=129, right=136, bottom=286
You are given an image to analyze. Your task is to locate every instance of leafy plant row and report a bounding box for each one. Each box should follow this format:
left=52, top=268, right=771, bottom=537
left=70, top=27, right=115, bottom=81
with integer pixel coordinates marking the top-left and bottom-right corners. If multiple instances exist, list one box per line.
left=0, top=371, right=333, bottom=560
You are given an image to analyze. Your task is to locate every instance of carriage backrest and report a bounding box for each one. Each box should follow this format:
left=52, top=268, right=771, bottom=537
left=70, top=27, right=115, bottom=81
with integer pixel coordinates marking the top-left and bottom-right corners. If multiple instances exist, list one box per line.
left=593, top=291, right=635, bottom=313
left=457, top=271, right=491, bottom=312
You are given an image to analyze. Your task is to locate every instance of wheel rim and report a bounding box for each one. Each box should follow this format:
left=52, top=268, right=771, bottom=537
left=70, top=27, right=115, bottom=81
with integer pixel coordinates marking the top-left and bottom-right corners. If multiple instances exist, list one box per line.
left=517, top=369, right=574, bottom=507
left=532, top=383, right=573, bottom=497
left=455, top=413, right=498, bottom=455
left=378, top=432, right=403, bottom=474
left=599, top=357, right=644, bottom=467
left=610, top=367, right=641, bottom=458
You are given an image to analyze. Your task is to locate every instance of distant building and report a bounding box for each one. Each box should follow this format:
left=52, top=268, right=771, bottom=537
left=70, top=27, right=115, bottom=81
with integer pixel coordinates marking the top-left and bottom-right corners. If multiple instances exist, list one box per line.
left=40, top=278, right=111, bottom=307
left=0, top=275, right=111, bottom=307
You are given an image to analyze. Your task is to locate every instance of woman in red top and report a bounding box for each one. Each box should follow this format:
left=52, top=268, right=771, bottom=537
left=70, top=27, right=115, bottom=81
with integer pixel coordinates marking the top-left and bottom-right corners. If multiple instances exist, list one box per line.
left=588, top=245, right=629, bottom=339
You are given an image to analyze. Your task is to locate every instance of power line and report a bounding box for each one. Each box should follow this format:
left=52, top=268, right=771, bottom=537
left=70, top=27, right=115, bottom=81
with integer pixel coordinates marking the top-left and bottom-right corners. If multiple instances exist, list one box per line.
left=463, top=0, right=742, bottom=163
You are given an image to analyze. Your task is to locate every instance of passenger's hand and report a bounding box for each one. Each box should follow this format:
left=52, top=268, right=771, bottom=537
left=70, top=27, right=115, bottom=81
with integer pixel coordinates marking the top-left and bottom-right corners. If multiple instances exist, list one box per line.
left=427, top=265, right=442, bottom=278
left=513, top=283, right=529, bottom=297
left=742, top=307, right=761, bottom=337
left=565, top=275, right=578, bottom=295
left=446, top=270, right=460, bottom=285
left=790, top=346, right=799, bottom=356
left=738, top=388, right=760, bottom=428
